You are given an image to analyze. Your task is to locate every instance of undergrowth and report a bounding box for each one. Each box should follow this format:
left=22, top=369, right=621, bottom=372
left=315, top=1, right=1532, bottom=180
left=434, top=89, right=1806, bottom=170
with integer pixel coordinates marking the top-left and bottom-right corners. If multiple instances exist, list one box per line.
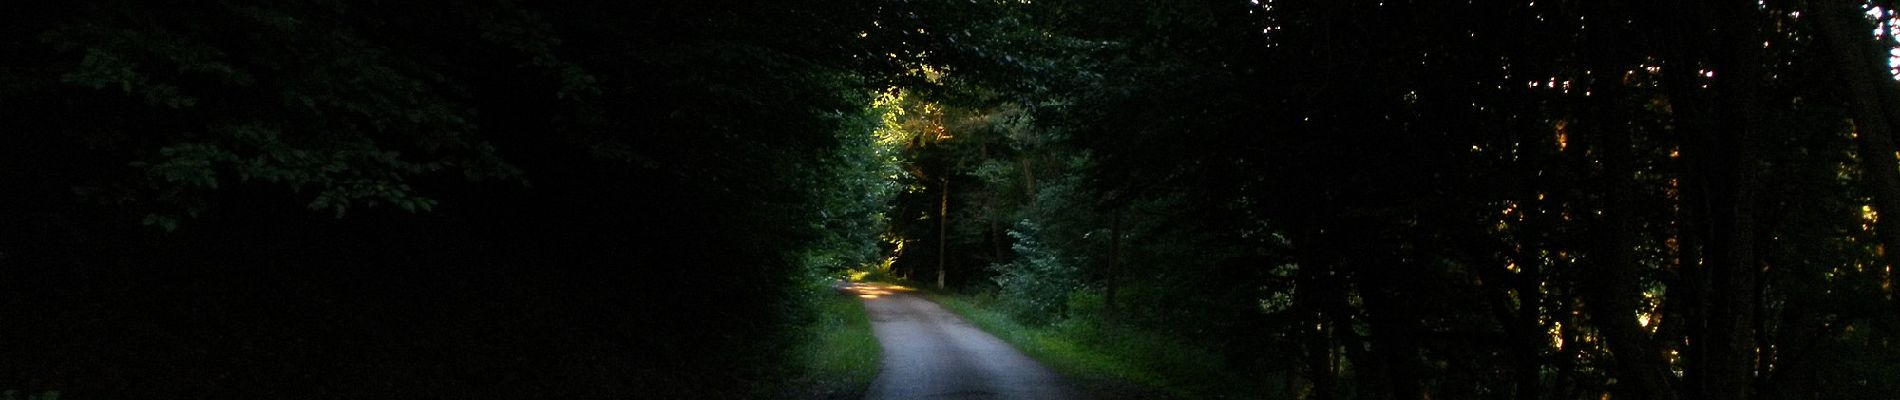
left=781, top=293, right=881, bottom=399
left=927, top=292, right=1261, bottom=399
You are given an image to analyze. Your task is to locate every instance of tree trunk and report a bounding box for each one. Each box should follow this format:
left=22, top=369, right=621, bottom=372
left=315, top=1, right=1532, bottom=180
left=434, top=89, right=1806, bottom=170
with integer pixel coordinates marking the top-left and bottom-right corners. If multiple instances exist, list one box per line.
left=1019, top=155, right=1037, bottom=207
left=1357, top=254, right=1427, bottom=400
left=1552, top=292, right=1584, bottom=400
left=1660, top=0, right=1720, bottom=396
left=1813, top=0, right=1900, bottom=303
left=1510, top=273, right=1546, bottom=400
left=938, top=176, right=948, bottom=290
left=1331, top=278, right=1381, bottom=399
left=1583, top=74, right=1679, bottom=400
left=1577, top=9, right=1680, bottom=393
left=1293, top=232, right=1339, bottom=400
left=1696, top=2, right=1767, bottom=398
left=1104, top=207, right=1122, bottom=325
left=1473, top=251, right=1545, bottom=400
left=981, top=143, right=1005, bottom=262
left=1293, top=224, right=1367, bottom=400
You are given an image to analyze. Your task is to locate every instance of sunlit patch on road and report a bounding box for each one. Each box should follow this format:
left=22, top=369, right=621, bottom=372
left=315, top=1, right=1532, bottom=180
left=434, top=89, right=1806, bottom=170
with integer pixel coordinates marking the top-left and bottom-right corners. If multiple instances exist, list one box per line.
left=843, top=283, right=912, bottom=299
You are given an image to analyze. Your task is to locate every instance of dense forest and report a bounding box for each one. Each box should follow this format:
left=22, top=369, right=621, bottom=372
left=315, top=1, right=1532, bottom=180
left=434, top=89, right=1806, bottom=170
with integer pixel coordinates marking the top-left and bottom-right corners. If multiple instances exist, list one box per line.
left=3, top=0, right=1899, bottom=399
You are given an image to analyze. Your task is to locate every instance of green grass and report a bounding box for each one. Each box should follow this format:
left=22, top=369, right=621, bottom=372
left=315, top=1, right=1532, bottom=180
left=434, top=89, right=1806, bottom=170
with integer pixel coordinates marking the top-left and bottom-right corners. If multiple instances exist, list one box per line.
left=782, top=293, right=882, bottom=400
left=927, top=293, right=1258, bottom=399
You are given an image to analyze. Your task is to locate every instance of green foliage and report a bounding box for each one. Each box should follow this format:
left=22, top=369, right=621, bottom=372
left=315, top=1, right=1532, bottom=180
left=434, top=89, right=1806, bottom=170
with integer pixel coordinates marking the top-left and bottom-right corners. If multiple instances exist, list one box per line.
left=1, top=1, right=921, bottom=398
left=30, top=1, right=535, bottom=225
left=931, top=293, right=1254, bottom=399
left=0, top=390, right=57, bottom=400
left=783, top=294, right=882, bottom=400
left=792, top=98, right=908, bottom=288
left=989, top=219, right=1084, bottom=324
left=877, top=0, right=1900, bottom=398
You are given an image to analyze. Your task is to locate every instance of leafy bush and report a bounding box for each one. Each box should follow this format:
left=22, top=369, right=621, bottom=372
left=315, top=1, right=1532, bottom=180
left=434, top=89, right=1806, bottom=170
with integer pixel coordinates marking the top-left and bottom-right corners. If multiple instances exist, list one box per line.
left=989, top=219, right=1084, bottom=324
left=1064, top=289, right=1105, bottom=318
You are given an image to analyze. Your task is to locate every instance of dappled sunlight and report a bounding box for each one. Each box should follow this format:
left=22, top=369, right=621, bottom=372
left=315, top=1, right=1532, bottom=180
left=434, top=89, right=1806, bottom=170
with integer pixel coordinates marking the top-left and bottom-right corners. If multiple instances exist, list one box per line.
left=842, top=282, right=913, bottom=300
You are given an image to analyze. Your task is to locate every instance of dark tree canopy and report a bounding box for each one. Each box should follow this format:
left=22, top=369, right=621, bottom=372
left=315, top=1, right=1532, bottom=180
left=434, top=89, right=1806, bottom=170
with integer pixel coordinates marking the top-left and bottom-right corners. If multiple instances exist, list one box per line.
left=3, top=1, right=1899, bottom=399
left=2, top=1, right=915, bottom=398
left=874, top=0, right=1900, bottom=399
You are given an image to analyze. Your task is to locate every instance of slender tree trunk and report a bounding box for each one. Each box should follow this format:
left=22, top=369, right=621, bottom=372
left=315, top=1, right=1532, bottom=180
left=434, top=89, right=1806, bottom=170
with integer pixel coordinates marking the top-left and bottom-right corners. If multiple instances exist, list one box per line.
left=1579, top=22, right=1679, bottom=396
left=1358, top=257, right=1427, bottom=400
left=1019, top=155, right=1037, bottom=207
left=1697, top=3, right=1767, bottom=398
left=1293, top=230, right=1339, bottom=400
left=938, top=176, right=948, bottom=290
left=1467, top=221, right=1547, bottom=400
left=1104, top=207, right=1122, bottom=324
left=981, top=143, right=1005, bottom=262
left=1511, top=275, right=1546, bottom=400
left=1332, top=279, right=1381, bottom=400
left=1553, top=291, right=1584, bottom=400
left=1654, top=166, right=1700, bottom=380
left=1660, top=0, right=1718, bottom=395
left=1586, top=115, right=1678, bottom=400
left=1295, top=223, right=1375, bottom=400
left=1669, top=91, right=1717, bottom=400
left=1474, top=251, right=1545, bottom=400
left=990, top=218, right=1004, bottom=259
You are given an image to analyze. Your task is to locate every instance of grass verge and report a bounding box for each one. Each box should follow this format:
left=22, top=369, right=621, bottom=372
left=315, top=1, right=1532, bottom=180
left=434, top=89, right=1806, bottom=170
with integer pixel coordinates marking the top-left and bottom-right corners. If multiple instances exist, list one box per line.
left=781, top=292, right=881, bottom=399
left=926, top=293, right=1257, bottom=399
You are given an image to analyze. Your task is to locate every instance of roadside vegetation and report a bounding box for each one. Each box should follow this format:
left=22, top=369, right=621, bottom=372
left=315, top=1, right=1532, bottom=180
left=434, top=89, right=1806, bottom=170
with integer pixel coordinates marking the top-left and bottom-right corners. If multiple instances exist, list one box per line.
left=929, top=291, right=1258, bottom=399
left=783, top=292, right=882, bottom=400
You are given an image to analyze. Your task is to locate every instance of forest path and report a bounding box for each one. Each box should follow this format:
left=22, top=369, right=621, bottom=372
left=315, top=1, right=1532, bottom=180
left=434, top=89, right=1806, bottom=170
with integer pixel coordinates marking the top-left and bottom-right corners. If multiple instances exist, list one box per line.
left=849, top=283, right=1087, bottom=400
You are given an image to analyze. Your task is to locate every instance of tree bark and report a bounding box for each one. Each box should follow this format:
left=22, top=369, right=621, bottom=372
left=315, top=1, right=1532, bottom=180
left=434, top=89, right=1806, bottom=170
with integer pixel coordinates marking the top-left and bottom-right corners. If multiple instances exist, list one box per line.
left=1292, top=229, right=1339, bottom=400
left=980, top=143, right=1005, bottom=262
left=938, top=176, right=948, bottom=290
left=1472, top=249, right=1545, bottom=400
left=1363, top=297, right=1425, bottom=400
left=1355, top=249, right=1427, bottom=400
left=1293, top=224, right=1375, bottom=400
left=1813, top=0, right=1900, bottom=302
left=1579, top=2, right=1680, bottom=397
left=1659, top=0, right=1721, bottom=396
left=1696, top=2, right=1767, bottom=398
left=1104, top=207, right=1122, bottom=325
left=1019, top=155, right=1037, bottom=207
left=1584, top=80, right=1679, bottom=400
left=1552, top=292, right=1584, bottom=400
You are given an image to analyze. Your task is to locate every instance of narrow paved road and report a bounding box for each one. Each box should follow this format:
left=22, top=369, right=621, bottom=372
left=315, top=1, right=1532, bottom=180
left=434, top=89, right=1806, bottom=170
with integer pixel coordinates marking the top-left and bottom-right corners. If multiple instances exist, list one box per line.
left=848, top=284, right=1086, bottom=400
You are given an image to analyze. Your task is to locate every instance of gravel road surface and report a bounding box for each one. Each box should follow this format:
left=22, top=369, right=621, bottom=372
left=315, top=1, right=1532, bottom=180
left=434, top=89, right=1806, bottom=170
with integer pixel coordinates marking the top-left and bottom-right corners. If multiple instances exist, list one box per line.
left=850, top=284, right=1086, bottom=400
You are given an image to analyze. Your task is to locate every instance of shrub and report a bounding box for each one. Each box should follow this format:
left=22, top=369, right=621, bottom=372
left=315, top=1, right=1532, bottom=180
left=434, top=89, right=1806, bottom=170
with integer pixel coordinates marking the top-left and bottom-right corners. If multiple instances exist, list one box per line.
left=988, top=219, right=1083, bottom=324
